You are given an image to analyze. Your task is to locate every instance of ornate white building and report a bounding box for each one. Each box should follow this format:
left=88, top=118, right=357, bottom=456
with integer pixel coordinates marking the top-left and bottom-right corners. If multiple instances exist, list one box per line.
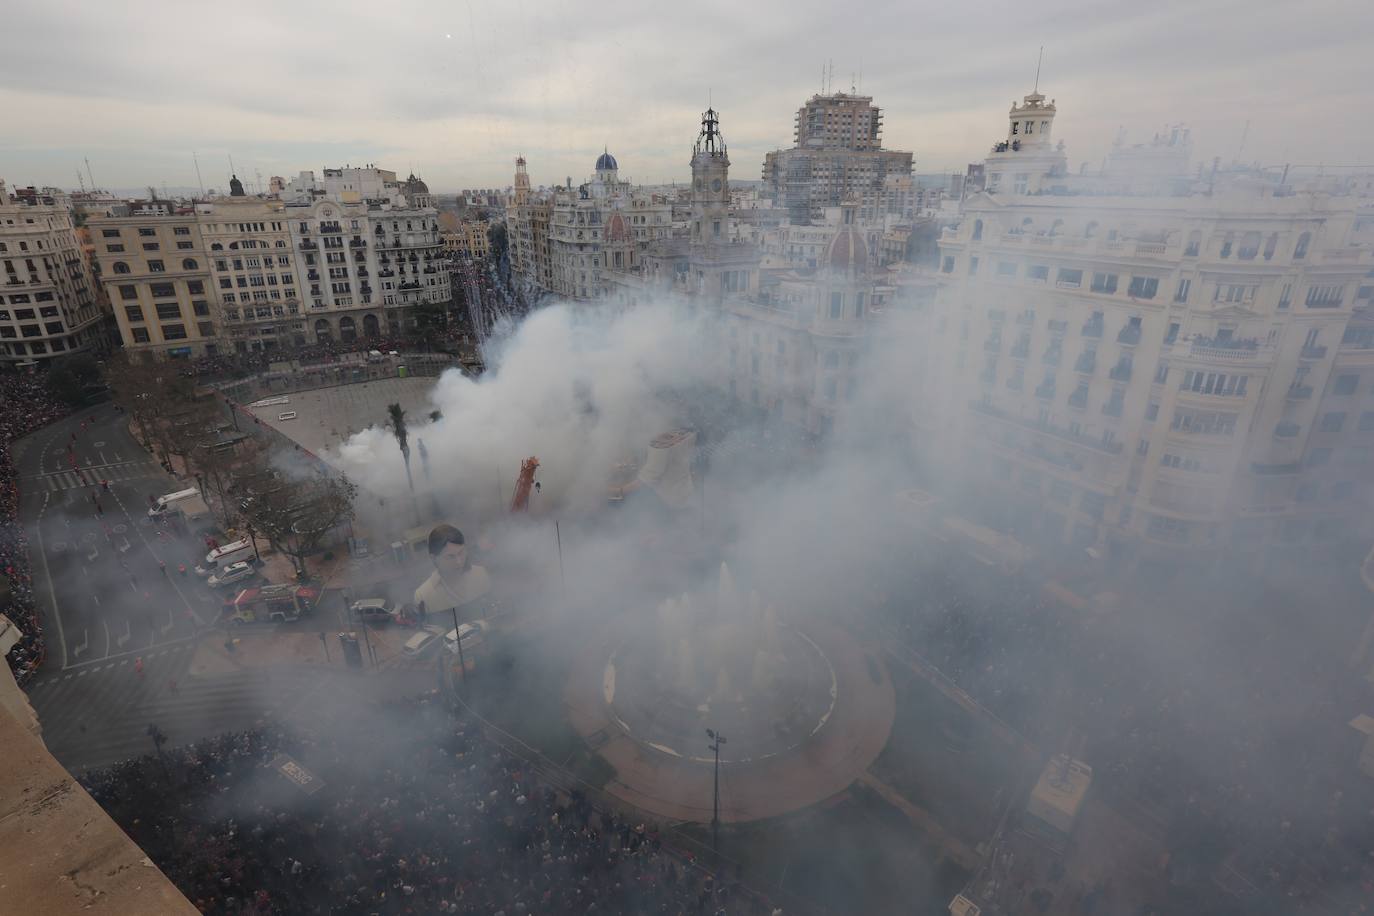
left=0, top=182, right=106, bottom=364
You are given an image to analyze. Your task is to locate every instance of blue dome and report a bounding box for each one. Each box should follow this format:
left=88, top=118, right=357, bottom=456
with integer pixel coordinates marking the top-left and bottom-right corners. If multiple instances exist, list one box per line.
left=595, top=151, right=618, bottom=171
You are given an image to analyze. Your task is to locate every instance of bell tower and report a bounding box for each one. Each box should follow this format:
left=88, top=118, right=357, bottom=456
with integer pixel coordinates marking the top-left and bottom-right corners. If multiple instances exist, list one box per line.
left=690, top=107, right=730, bottom=248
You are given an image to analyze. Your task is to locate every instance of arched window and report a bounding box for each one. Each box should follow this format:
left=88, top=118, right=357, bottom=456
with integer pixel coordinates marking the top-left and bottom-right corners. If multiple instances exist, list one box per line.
left=1049, top=219, right=1064, bottom=237
left=1084, top=221, right=1099, bottom=239
left=1294, top=231, right=1311, bottom=260
left=112, top=261, right=130, bottom=274
left=1219, top=232, right=1234, bottom=258
left=1263, top=232, right=1278, bottom=260
left=182, top=258, right=198, bottom=270
left=210, top=242, right=224, bottom=251
left=972, top=219, right=983, bottom=241
left=1185, top=230, right=1201, bottom=256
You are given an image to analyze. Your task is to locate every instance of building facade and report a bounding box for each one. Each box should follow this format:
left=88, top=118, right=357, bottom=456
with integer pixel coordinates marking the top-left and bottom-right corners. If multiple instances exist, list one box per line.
left=915, top=89, right=1374, bottom=560
left=761, top=91, right=914, bottom=225
left=0, top=183, right=107, bottom=364
left=92, top=212, right=217, bottom=358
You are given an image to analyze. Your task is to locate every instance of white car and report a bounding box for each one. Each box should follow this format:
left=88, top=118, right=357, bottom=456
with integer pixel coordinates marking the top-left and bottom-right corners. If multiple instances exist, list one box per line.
left=443, top=620, right=490, bottom=656
left=350, top=598, right=400, bottom=625
left=402, top=628, right=443, bottom=657
left=207, top=561, right=256, bottom=589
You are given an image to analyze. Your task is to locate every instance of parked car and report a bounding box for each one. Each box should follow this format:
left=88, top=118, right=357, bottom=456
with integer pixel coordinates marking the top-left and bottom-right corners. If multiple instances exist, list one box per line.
left=402, top=628, right=443, bottom=657
left=443, top=620, right=490, bottom=656
left=207, top=561, right=256, bottom=589
left=350, top=598, right=399, bottom=625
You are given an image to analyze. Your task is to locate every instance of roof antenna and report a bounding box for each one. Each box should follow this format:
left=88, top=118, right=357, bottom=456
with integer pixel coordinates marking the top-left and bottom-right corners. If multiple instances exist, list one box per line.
left=1034, top=46, right=1044, bottom=93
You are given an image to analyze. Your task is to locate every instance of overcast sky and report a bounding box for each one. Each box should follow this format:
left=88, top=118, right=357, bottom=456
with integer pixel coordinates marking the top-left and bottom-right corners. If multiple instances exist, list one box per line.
left=1, top=0, right=1370, bottom=194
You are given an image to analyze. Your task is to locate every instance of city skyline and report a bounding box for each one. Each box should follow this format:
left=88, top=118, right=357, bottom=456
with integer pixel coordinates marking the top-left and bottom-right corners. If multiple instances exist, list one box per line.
left=2, top=0, right=1371, bottom=191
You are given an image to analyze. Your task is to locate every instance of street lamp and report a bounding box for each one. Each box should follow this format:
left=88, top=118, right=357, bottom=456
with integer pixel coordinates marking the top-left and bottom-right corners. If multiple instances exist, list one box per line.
left=706, top=728, right=726, bottom=858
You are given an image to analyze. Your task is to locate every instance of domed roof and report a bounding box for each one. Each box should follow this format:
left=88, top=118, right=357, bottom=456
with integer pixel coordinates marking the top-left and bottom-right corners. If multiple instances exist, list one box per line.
left=605, top=212, right=629, bottom=242
left=404, top=173, right=429, bottom=195
left=825, top=225, right=869, bottom=274
left=595, top=150, right=618, bottom=171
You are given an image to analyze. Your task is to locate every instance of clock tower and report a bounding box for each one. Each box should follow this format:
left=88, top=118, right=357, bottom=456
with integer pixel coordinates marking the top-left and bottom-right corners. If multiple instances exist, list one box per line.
left=690, top=107, right=730, bottom=249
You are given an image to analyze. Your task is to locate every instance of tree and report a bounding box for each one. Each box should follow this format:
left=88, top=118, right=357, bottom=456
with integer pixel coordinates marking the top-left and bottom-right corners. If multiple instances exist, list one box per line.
left=46, top=353, right=102, bottom=406
left=387, top=403, right=414, bottom=494
left=241, top=469, right=356, bottom=578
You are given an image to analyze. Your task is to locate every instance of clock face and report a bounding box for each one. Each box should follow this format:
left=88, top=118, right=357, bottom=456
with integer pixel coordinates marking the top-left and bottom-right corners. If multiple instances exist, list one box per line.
left=711, top=179, right=723, bottom=192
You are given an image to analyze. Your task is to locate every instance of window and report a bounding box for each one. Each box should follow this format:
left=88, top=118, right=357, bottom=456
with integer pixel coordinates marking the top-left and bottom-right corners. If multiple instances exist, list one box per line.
left=118, top=284, right=138, bottom=300
left=972, top=219, right=983, bottom=241
left=131, top=327, right=150, bottom=343
left=148, top=260, right=165, bottom=272
left=161, top=323, right=187, bottom=341
left=1056, top=268, right=1082, bottom=288
left=124, top=306, right=144, bottom=323
left=101, top=229, right=121, bottom=239
left=173, top=226, right=190, bottom=236
left=192, top=300, right=210, bottom=317
left=182, top=258, right=198, bottom=270
left=197, top=321, right=215, bottom=338
left=177, top=241, right=194, bottom=250
left=155, top=302, right=182, bottom=321
left=997, top=261, right=1017, bottom=277
left=1305, top=285, right=1343, bottom=308
left=824, top=378, right=837, bottom=400
left=1127, top=276, right=1158, bottom=299
left=1320, top=412, right=1346, bottom=433
left=1145, top=401, right=1159, bottom=421
left=1294, top=232, right=1311, bottom=260
left=142, top=242, right=160, bottom=251
left=106, top=243, right=125, bottom=252
left=149, top=282, right=175, bottom=298
left=1358, top=412, right=1374, bottom=432
left=968, top=256, right=979, bottom=276
left=137, top=228, right=156, bottom=237
left=112, top=261, right=130, bottom=274
left=829, top=292, right=843, bottom=319
left=1278, top=283, right=1293, bottom=309
left=1174, top=279, right=1191, bottom=302
left=1027, top=264, right=1049, bottom=282
left=1333, top=374, right=1358, bottom=396
left=1090, top=272, right=1117, bottom=293
left=941, top=256, right=954, bottom=273
left=219, top=278, right=233, bottom=289
left=187, top=280, right=204, bottom=295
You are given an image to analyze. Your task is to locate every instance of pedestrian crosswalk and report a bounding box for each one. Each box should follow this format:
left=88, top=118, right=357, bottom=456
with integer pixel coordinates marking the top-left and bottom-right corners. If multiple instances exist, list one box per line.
left=27, top=650, right=334, bottom=772
left=35, top=460, right=159, bottom=492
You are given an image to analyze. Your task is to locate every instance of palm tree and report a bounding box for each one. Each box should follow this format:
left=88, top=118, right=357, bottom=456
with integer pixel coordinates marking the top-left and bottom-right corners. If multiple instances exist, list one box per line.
left=387, top=403, right=414, bottom=494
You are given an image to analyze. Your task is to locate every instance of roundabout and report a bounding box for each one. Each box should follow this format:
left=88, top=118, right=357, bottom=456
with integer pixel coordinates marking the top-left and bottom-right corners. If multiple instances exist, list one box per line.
left=566, top=565, right=896, bottom=824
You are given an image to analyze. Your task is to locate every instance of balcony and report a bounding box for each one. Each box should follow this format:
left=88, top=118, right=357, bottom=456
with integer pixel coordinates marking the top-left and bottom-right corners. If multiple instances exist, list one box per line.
left=307, top=271, right=320, bottom=281
left=1188, top=338, right=1271, bottom=363
left=349, top=238, right=366, bottom=248
left=356, top=267, right=369, bottom=278
left=1299, top=344, right=1328, bottom=360
left=1082, top=321, right=1103, bottom=339
left=1047, top=319, right=1068, bottom=334
left=1074, top=351, right=1097, bottom=374
left=1009, top=340, right=1030, bottom=359
left=1068, top=387, right=1088, bottom=409
left=319, top=225, right=342, bottom=235
left=1286, top=385, right=1313, bottom=401
left=1117, top=325, right=1141, bottom=346
left=1034, top=381, right=1056, bottom=400
left=299, top=240, right=317, bottom=250
left=1274, top=421, right=1301, bottom=438
left=379, top=269, right=395, bottom=278
left=1102, top=399, right=1123, bottom=418
left=360, top=285, right=373, bottom=297
left=1109, top=361, right=1133, bottom=382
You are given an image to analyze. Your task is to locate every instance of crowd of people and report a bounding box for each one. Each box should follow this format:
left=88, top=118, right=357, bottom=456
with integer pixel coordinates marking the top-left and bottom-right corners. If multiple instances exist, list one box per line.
left=1, top=372, right=71, bottom=685
left=83, top=695, right=780, bottom=915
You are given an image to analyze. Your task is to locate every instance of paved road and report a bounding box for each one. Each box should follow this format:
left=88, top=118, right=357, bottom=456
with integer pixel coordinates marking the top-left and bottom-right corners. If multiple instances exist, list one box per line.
left=14, top=407, right=213, bottom=672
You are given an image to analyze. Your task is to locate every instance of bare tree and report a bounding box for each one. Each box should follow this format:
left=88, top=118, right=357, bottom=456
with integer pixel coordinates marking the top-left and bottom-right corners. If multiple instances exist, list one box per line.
left=241, top=468, right=357, bottom=579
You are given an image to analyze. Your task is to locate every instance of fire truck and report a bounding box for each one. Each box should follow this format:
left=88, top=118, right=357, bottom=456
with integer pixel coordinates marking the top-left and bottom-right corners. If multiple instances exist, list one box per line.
left=222, top=584, right=319, bottom=625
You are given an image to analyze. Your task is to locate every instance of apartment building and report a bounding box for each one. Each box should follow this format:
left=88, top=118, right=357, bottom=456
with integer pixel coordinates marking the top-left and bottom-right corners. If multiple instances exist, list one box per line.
left=198, top=198, right=302, bottom=350
left=916, top=90, right=1374, bottom=560
left=441, top=219, right=491, bottom=260
left=0, top=183, right=106, bottom=364
left=761, top=91, right=914, bottom=225
left=91, top=211, right=217, bottom=358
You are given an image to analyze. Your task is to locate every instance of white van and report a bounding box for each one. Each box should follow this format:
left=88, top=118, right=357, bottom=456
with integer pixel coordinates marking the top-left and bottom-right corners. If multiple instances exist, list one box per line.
left=148, top=488, right=199, bottom=518
left=402, top=628, right=442, bottom=657
left=196, top=537, right=255, bottom=576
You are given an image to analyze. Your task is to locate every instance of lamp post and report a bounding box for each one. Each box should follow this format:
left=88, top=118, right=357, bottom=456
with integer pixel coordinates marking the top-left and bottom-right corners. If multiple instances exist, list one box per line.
left=706, top=728, right=726, bottom=859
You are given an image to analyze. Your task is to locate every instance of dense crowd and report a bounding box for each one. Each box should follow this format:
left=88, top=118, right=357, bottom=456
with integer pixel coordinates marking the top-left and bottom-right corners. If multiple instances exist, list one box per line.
left=83, top=696, right=778, bottom=915
left=180, top=336, right=452, bottom=383
left=881, top=544, right=1374, bottom=913
left=1, top=372, right=71, bottom=685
